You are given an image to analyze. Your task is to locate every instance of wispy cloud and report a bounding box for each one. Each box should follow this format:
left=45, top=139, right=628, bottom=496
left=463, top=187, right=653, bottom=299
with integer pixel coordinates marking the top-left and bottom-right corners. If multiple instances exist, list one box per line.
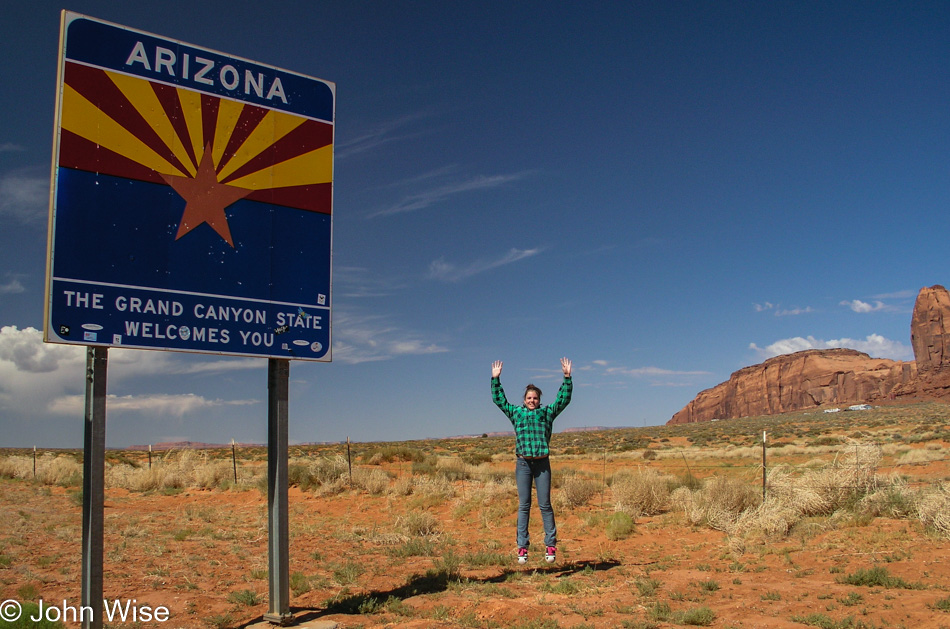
left=331, top=312, right=448, bottom=364
left=369, top=170, right=531, bottom=218
left=562, top=359, right=710, bottom=388
left=775, top=306, right=814, bottom=316
left=335, top=112, right=432, bottom=160
left=429, top=247, right=541, bottom=282
left=0, top=166, right=48, bottom=224
left=0, top=275, right=25, bottom=294
left=754, top=302, right=814, bottom=316
left=872, top=289, right=917, bottom=300
left=334, top=265, right=409, bottom=298
left=749, top=333, right=912, bottom=361
left=0, top=143, right=25, bottom=153
left=605, top=365, right=710, bottom=377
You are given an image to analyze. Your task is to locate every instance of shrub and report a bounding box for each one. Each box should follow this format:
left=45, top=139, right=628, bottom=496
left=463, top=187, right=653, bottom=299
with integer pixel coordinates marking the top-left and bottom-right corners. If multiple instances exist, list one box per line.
left=606, top=512, right=636, bottom=540
left=560, top=474, right=599, bottom=508
left=460, top=451, right=493, bottom=465
left=676, top=606, right=716, bottom=626
left=227, top=589, right=261, bottom=606
left=678, top=476, right=759, bottom=531
left=859, top=481, right=916, bottom=519
left=612, top=469, right=672, bottom=517
left=930, top=596, right=950, bottom=612
left=400, top=511, right=440, bottom=537
left=635, top=576, right=661, bottom=597
left=837, top=566, right=922, bottom=589
left=351, top=468, right=389, bottom=495
left=361, top=445, right=426, bottom=464
left=917, top=482, right=950, bottom=537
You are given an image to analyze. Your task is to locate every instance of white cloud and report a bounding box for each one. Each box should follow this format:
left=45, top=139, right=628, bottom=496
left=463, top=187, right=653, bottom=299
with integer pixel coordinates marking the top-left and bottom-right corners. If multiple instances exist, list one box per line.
left=0, top=143, right=25, bottom=153
left=331, top=312, right=448, bottom=364
left=370, top=170, right=531, bottom=218
left=754, top=302, right=774, bottom=312
left=429, top=247, right=541, bottom=282
left=48, top=393, right=256, bottom=416
left=0, top=325, right=82, bottom=373
left=0, top=326, right=264, bottom=421
left=840, top=299, right=886, bottom=313
left=749, top=333, right=912, bottom=361
left=0, top=166, right=48, bottom=224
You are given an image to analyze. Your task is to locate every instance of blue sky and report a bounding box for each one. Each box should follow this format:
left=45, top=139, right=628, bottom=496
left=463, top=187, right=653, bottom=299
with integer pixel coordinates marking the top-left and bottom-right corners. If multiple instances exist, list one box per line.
left=1, top=1, right=948, bottom=448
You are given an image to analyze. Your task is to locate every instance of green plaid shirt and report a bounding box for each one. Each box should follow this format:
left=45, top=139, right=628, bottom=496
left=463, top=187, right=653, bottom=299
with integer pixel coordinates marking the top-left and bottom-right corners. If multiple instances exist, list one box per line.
left=491, top=376, right=572, bottom=458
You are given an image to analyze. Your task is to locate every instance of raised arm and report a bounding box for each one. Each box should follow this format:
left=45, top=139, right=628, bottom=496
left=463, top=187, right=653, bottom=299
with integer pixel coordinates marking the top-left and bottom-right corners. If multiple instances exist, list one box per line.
left=548, top=357, right=573, bottom=417
left=491, top=360, right=516, bottom=418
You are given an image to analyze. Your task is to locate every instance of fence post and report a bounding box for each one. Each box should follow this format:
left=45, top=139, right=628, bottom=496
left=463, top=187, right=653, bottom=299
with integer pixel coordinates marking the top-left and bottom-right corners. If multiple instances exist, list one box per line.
left=33, top=446, right=36, bottom=479
left=147, top=444, right=152, bottom=469
left=761, top=431, right=767, bottom=502
left=231, top=439, right=238, bottom=484
left=346, top=437, right=353, bottom=484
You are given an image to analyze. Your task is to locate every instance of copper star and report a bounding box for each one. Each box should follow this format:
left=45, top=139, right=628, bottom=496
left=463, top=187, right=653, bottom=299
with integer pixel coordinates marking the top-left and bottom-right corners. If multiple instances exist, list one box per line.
left=162, top=144, right=252, bottom=247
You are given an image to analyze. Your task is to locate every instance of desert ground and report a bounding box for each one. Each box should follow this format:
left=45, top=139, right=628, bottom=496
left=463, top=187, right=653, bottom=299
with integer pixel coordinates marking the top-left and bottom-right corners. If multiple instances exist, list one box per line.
left=2, top=401, right=950, bottom=629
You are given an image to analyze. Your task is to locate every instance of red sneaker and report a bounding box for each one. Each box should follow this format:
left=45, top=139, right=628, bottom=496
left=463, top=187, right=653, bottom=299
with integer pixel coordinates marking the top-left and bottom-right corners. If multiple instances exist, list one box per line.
left=545, top=546, right=556, bottom=563
left=517, top=548, right=528, bottom=564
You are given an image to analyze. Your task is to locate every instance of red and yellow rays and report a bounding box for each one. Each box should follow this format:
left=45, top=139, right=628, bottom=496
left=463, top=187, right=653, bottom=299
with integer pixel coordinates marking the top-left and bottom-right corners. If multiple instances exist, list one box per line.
left=58, top=61, right=333, bottom=245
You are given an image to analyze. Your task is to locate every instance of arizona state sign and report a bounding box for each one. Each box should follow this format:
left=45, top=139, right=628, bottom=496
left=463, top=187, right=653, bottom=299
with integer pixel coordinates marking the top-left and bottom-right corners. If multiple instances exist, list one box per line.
left=44, top=12, right=335, bottom=361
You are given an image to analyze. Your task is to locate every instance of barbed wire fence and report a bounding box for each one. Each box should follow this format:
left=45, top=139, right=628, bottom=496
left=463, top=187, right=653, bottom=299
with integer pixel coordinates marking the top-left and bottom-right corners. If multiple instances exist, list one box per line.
left=9, top=431, right=950, bottom=499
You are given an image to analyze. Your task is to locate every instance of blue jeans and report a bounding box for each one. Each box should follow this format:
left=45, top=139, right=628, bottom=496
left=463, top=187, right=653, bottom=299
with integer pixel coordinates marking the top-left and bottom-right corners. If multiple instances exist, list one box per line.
left=515, top=456, right=556, bottom=549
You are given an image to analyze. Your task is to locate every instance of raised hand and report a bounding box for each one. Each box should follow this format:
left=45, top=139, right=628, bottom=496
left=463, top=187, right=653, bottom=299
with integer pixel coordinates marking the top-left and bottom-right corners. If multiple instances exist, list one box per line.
left=561, top=357, right=572, bottom=377
left=492, top=360, right=503, bottom=378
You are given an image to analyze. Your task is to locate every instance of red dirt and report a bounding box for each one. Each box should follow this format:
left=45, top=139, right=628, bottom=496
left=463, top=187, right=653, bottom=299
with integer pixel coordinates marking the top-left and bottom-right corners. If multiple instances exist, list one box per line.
left=2, top=479, right=950, bottom=628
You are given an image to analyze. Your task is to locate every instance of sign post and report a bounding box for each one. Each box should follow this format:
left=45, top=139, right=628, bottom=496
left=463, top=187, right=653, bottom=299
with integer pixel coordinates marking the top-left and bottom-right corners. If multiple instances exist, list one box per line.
left=265, top=359, right=291, bottom=624
left=81, top=347, right=107, bottom=629
left=45, top=12, right=334, bottom=626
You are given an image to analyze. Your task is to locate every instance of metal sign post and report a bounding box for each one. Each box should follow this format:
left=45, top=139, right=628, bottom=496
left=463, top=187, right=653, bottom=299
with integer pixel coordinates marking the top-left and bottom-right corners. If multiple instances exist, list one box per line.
left=264, top=359, right=291, bottom=624
left=81, top=346, right=107, bottom=629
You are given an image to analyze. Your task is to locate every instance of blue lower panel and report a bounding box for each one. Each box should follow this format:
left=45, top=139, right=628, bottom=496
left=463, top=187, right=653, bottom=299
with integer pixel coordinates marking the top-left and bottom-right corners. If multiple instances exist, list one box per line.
left=48, top=279, right=330, bottom=361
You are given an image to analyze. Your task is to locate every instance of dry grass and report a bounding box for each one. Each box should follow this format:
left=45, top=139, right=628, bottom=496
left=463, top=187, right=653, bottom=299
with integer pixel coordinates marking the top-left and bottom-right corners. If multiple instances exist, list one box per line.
left=558, top=473, right=600, bottom=508
left=917, top=482, right=950, bottom=536
left=2, top=401, right=949, bottom=545
left=611, top=468, right=672, bottom=517
left=0, top=454, right=82, bottom=486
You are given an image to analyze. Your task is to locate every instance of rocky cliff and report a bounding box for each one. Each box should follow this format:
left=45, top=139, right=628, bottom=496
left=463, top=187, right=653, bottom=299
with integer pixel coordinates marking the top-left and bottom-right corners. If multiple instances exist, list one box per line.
left=668, top=285, right=950, bottom=425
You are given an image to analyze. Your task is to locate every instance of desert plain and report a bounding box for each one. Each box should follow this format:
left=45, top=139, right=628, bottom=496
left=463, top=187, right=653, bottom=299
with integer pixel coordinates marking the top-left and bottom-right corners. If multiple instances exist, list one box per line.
left=2, top=401, right=950, bottom=629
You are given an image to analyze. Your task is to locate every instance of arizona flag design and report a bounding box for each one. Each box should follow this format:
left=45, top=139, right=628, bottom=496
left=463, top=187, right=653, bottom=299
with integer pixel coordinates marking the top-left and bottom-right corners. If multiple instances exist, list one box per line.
left=45, top=13, right=335, bottom=361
